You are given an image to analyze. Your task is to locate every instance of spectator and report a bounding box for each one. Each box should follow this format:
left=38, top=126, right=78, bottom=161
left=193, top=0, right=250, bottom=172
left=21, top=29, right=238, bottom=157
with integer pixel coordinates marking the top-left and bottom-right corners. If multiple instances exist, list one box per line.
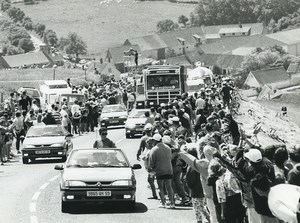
left=93, top=127, right=116, bottom=148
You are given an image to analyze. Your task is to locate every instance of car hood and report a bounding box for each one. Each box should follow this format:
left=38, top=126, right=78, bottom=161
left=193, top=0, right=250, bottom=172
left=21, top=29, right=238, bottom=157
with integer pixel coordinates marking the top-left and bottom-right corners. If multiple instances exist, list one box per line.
left=62, top=167, right=132, bottom=181
left=101, top=111, right=128, bottom=118
left=24, top=136, right=65, bottom=145
left=125, top=118, right=146, bottom=125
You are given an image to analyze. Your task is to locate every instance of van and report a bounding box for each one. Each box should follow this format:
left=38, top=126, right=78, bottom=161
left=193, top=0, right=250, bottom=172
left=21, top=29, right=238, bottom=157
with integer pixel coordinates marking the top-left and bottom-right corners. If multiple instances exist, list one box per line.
left=40, top=80, right=72, bottom=108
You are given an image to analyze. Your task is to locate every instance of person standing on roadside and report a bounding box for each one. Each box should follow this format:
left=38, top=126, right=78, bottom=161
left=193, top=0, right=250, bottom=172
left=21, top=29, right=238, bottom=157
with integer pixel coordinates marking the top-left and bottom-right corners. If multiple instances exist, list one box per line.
left=149, top=133, right=175, bottom=209
left=12, top=111, right=25, bottom=154
left=19, top=91, right=31, bottom=113
left=122, top=89, right=128, bottom=108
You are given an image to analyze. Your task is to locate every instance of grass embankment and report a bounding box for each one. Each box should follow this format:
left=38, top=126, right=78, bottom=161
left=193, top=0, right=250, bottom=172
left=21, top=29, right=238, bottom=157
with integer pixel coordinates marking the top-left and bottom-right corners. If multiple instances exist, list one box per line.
left=17, top=0, right=194, bottom=54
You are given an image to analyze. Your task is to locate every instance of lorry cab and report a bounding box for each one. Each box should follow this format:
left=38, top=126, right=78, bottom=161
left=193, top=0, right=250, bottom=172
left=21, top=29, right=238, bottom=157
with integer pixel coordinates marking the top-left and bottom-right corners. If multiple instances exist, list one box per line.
left=40, top=80, right=72, bottom=108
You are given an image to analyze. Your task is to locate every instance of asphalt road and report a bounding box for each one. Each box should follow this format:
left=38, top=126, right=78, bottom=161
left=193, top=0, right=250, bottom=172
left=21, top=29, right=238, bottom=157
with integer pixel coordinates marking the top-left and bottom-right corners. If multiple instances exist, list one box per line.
left=0, top=126, right=194, bottom=223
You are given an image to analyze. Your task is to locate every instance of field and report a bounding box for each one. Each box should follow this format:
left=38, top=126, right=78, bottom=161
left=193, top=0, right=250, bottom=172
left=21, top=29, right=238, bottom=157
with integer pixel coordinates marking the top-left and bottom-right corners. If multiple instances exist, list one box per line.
left=17, top=0, right=195, bottom=55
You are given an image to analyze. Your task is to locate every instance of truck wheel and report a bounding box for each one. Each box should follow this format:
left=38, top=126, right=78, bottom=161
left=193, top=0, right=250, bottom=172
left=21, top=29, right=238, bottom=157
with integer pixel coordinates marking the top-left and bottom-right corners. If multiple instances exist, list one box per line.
left=61, top=200, right=70, bottom=213
left=22, top=157, right=29, bottom=164
left=126, top=133, right=130, bottom=139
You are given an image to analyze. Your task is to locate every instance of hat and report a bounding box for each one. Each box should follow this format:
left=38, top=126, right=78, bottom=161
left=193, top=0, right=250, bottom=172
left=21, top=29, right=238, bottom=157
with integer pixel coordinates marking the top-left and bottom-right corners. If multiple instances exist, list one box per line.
left=153, top=133, right=162, bottom=142
left=163, top=130, right=171, bottom=136
left=144, top=123, right=153, bottom=131
left=244, top=149, right=262, bottom=163
left=162, top=135, right=171, bottom=144
left=171, top=116, right=180, bottom=122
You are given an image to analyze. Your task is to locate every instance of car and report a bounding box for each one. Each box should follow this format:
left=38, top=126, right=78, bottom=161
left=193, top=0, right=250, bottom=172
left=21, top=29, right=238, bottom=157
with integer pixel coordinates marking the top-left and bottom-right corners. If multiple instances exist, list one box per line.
left=22, top=125, right=71, bottom=164
left=17, top=87, right=42, bottom=107
left=54, top=148, right=142, bottom=213
left=99, top=104, right=128, bottom=127
left=124, top=108, right=150, bottom=138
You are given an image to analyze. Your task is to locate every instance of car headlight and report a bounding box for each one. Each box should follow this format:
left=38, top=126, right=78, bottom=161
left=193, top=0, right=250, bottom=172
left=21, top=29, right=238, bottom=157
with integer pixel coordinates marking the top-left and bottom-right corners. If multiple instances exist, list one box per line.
left=119, top=116, right=127, bottom=119
left=51, top=143, right=64, bottom=147
left=22, top=144, right=33, bottom=149
left=65, top=180, right=86, bottom=187
left=111, top=180, right=132, bottom=186
left=126, top=123, right=136, bottom=129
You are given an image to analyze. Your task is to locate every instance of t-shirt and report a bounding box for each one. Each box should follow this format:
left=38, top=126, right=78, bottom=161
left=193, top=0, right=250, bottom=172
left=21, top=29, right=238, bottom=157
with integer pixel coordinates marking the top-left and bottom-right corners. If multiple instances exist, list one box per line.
left=93, top=138, right=116, bottom=148
left=195, top=98, right=205, bottom=109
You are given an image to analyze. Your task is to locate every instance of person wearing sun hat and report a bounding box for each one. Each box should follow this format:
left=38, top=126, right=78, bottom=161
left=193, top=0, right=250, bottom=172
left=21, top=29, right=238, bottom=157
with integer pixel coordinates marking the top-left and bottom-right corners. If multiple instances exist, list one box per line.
left=237, top=148, right=278, bottom=223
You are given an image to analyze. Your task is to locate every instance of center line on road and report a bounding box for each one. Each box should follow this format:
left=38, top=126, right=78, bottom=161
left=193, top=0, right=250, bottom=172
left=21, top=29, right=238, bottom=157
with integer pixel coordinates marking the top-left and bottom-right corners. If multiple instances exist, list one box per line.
left=49, top=175, right=59, bottom=182
left=39, top=182, right=49, bottom=190
left=30, top=202, right=37, bottom=213
left=32, top=192, right=41, bottom=201
left=116, top=137, right=125, bottom=144
left=30, top=215, right=38, bottom=223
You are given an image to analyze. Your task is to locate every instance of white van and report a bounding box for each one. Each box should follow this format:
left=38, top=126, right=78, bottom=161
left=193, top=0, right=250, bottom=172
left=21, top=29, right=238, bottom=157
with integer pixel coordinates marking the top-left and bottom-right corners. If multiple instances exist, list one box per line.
left=40, top=80, right=72, bottom=108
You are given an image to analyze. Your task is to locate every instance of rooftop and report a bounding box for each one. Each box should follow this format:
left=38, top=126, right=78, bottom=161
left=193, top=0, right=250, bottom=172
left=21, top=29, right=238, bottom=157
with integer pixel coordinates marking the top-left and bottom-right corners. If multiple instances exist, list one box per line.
left=266, top=28, right=300, bottom=45
left=219, top=27, right=251, bottom=34
left=250, top=67, right=289, bottom=85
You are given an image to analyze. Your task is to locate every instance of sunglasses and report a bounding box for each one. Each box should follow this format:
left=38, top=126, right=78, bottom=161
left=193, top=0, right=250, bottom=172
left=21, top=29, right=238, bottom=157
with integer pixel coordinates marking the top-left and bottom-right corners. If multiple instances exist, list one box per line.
left=101, top=132, right=108, bottom=136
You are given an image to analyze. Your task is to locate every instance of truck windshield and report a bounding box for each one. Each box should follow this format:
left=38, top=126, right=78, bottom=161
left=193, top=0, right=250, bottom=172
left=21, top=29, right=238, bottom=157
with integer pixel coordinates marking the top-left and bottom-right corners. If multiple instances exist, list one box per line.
left=49, top=84, right=68, bottom=89
left=146, top=74, right=180, bottom=90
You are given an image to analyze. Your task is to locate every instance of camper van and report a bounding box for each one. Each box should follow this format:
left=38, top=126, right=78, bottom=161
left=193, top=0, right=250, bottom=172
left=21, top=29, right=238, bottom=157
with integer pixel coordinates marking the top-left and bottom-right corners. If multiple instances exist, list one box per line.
left=40, top=80, right=72, bottom=108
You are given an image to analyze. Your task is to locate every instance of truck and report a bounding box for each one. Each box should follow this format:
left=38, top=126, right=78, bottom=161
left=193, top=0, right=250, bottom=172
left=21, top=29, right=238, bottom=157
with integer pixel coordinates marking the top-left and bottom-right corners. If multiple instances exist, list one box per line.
left=135, top=65, right=186, bottom=108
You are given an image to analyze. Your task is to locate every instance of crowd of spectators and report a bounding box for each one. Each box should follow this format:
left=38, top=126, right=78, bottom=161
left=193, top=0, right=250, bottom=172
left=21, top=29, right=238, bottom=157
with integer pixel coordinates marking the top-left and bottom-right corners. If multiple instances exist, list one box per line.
left=136, top=81, right=300, bottom=223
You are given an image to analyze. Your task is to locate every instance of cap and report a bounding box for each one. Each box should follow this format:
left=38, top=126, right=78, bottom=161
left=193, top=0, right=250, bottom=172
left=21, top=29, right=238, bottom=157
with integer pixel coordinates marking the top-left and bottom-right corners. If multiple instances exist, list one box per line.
left=171, top=116, right=180, bottom=122
left=144, top=123, right=153, bottom=131
left=163, top=130, right=171, bottom=136
left=244, top=149, right=262, bottom=163
left=162, top=135, right=171, bottom=144
left=153, top=133, right=162, bottom=142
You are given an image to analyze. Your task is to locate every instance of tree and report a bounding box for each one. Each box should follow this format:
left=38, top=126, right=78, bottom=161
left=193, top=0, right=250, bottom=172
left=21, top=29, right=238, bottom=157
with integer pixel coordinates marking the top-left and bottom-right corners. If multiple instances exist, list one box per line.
left=1, top=1, right=11, bottom=12
left=2, top=44, right=24, bottom=55
left=165, top=48, right=176, bottom=58
left=61, top=32, right=87, bottom=62
left=156, top=19, right=179, bottom=33
left=178, top=15, right=189, bottom=27
left=44, top=29, right=58, bottom=47
left=7, top=7, right=25, bottom=22
left=19, top=38, right=34, bottom=52
left=34, top=23, right=46, bottom=36
left=8, top=28, right=31, bottom=46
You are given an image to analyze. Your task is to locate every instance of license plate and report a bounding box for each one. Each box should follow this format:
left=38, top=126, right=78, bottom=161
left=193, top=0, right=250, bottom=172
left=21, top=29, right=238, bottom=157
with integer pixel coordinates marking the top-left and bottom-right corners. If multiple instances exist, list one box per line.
left=87, top=191, right=111, bottom=197
left=136, top=128, right=143, bottom=131
left=109, top=120, right=119, bottom=123
left=35, top=150, right=50, bottom=154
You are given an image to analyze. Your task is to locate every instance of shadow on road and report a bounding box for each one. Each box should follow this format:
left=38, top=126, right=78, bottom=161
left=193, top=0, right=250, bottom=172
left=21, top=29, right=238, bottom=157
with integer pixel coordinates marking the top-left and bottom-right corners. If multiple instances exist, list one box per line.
left=68, top=202, right=148, bottom=214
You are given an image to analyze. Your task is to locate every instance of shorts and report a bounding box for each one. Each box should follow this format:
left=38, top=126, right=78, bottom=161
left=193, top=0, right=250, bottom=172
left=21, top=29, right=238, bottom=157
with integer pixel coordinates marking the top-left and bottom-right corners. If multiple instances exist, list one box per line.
left=156, top=174, right=173, bottom=180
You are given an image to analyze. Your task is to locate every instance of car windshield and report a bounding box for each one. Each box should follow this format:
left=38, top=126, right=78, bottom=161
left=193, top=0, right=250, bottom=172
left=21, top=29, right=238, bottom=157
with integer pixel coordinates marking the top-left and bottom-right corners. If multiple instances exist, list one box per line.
left=26, top=126, right=67, bottom=137
left=25, top=89, right=40, bottom=98
left=102, top=105, right=126, bottom=113
left=128, top=110, right=148, bottom=118
left=67, top=150, right=129, bottom=168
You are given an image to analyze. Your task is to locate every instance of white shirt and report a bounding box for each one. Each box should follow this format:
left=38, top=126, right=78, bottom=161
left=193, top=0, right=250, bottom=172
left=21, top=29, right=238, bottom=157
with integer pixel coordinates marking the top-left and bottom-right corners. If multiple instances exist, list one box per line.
left=71, top=104, right=80, bottom=115
left=195, top=97, right=205, bottom=109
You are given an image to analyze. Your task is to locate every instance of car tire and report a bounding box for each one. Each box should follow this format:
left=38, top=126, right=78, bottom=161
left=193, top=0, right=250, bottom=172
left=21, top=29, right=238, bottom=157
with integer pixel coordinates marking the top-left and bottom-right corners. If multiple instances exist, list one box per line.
left=61, top=200, right=70, bottom=213
left=126, top=133, right=131, bottom=139
left=22, top=157, right=29, bottom=164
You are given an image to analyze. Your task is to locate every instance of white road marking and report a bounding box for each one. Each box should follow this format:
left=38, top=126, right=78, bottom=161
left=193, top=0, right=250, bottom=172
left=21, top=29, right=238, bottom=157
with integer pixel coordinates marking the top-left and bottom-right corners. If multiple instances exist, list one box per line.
left=32, top=192, right=41, bottom=201
left=39, top=182, right=49, bottom=190
left=49, top=175, right=59, bottom=182
left=30, top=202, right=37, bottom=213
left=116, top=137, right=125, bottom=144
left=30, top=215, right=38, bottom=223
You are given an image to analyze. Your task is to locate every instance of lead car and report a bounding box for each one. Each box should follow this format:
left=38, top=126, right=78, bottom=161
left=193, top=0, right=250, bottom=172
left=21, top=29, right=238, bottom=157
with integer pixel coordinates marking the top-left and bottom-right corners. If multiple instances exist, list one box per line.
left=54, top=148, right=142, bottom=213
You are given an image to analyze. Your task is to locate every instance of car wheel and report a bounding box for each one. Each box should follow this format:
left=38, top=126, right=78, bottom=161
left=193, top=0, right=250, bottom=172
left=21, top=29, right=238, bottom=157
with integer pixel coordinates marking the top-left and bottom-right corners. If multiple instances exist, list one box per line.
left=126, top=133, right=131, bottom=139
left=61, top=200, right=70, bottom=213
left=61, top=155, right=67, bottom=162
left=22, top=157, right=29, bottom=164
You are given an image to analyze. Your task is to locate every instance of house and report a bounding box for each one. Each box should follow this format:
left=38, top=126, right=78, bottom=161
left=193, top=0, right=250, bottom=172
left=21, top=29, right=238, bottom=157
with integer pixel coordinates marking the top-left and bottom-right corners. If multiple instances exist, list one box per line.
left=266, top=28, right=300, bottom=56
left=165, top=55, right=192, bottom=67
left=124, top=35, right=167, bottom=60
left=219, top=27, right=251, bottom=37
left=0, top=51, right=52, bottom=69
left=193, top=53, right=245, bottom=75
left=87, top=61, right=121, bottom=81
left=105, top=44, right=142, bottom=73
left=244, top=67, right=290, bottom=89
left=200, top=35, right=284, bottom=55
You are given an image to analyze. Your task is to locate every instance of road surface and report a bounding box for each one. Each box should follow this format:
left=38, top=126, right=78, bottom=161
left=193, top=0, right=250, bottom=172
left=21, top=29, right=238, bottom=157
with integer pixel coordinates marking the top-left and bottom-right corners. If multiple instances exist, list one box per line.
left=0, top=127, right=194, bottom=223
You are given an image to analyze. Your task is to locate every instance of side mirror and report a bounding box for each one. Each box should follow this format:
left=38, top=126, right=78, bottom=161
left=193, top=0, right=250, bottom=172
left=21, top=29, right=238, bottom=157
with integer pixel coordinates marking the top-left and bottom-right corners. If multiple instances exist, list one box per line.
left=131, top=164, right=142, bottom=170
left=54, top=165, right=64, bottom=170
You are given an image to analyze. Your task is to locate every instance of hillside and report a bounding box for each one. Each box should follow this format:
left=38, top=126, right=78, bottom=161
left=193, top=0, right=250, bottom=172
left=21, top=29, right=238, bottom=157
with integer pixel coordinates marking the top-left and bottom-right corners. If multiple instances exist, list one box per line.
left=237, top=98, right=300, bottom=149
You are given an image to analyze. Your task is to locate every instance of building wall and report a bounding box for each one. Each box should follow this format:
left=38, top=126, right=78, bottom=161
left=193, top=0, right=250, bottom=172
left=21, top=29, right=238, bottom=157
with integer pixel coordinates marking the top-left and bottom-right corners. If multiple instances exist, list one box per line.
left=168, top=43, right=197, bottom=56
